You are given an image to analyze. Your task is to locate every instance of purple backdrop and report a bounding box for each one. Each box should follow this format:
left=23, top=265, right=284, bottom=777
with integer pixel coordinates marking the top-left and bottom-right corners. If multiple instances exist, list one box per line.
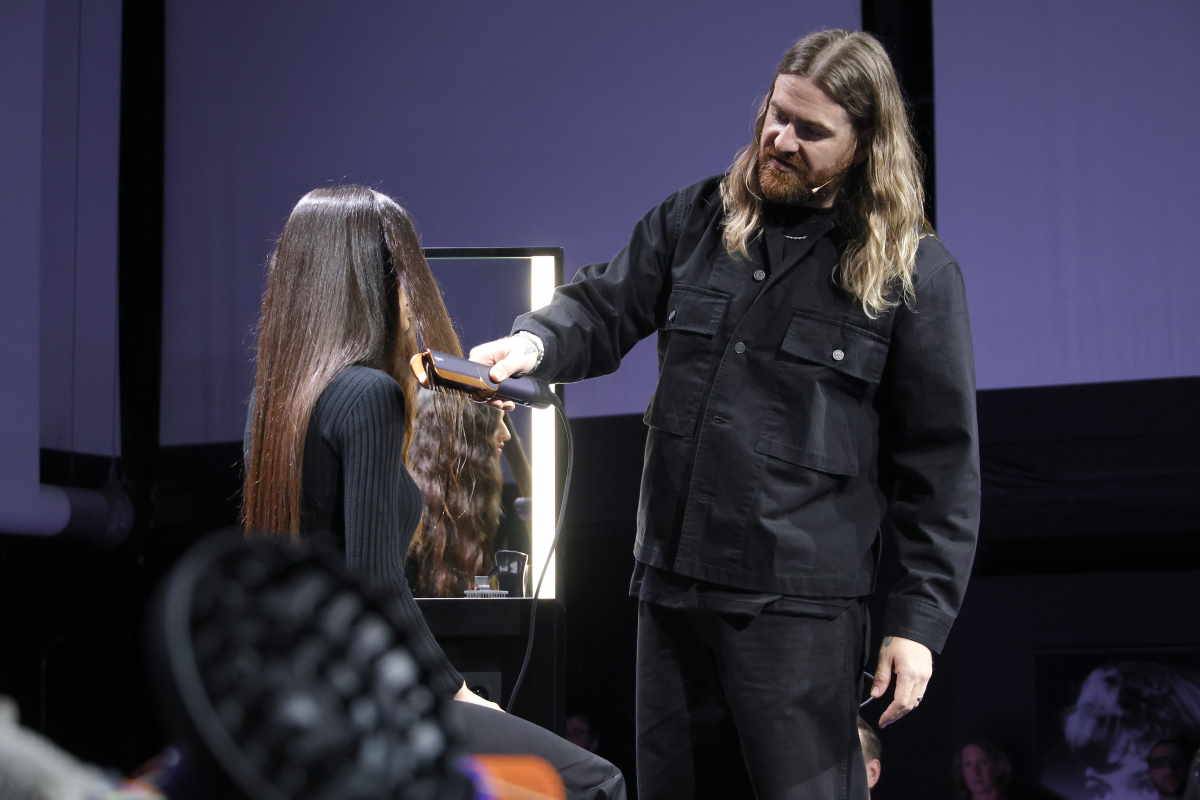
left=935, top=0, right=1200, bottom=390
left=158, top=0, right=860, bottom=443
left=2, top=0, right=46, bottom=479
left=40, top=0, right=123, bottom=456
left=3, top=0, right=121, bottom=470
left=22, top=2, right=1195, bottom=450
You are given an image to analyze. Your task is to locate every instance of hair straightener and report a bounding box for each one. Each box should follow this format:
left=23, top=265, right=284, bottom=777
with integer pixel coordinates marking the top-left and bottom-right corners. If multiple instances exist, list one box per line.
left=408, top=350, right=558, bottom=409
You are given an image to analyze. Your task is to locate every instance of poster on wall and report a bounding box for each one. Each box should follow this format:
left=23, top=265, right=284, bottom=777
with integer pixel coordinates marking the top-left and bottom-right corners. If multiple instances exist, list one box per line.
left=1036, top=648, right=1200, bottom=800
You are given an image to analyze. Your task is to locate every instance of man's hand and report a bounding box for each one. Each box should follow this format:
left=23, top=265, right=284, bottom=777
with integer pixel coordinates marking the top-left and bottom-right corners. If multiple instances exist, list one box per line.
left=454, top=681, right=503, bottom=713
left=469, top=335, right=541, bottom=411
left=469, top=335, right=541, bottom=383
left=871, top=636, right=933, bottom=728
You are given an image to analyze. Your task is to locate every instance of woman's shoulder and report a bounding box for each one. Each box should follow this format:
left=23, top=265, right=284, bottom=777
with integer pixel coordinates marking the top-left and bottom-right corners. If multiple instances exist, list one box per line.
left=314, top=366, right=407, bottom=438
left=326, top=365, right=402, bottom=394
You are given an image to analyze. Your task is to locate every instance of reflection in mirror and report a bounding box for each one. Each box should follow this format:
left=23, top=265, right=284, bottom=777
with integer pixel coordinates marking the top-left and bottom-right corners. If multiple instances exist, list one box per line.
left=407, top=394, right=510, bottom=597
left=409, top=251, right=561, bottom=598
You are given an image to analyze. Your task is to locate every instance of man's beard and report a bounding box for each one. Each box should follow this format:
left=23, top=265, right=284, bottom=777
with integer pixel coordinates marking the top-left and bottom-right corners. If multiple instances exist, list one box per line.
left=756, top=149, right=850, bottom=207
left=757, top=152, right=814, bottom=205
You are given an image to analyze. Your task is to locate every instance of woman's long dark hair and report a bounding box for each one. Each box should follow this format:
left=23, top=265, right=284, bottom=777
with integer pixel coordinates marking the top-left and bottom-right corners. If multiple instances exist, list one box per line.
left=242, top=185, right=463, bottom=535
left=407, top=396, right=504, bottom=596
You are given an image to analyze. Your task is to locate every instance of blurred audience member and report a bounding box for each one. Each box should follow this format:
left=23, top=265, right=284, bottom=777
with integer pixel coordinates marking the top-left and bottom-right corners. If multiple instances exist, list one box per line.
left=954, top=741, right=1013, bottom=800
left=566, top=713, right=601, bottom=754
left=0, top=696, right=119, bottom=799
left=857, top=716, right=882, bottom=794
left=1183, top=744, right=1200, bottom=800
left=1148, top=738, right=1194, bottom=799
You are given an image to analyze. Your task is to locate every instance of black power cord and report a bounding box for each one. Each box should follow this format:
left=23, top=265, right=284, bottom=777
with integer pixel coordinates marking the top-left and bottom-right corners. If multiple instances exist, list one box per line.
left=504, top=398, right=573, bottom=713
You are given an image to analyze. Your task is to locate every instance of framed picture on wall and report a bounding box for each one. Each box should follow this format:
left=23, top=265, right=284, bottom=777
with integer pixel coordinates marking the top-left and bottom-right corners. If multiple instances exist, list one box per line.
left=1035, top=647, right=1200, bottom=800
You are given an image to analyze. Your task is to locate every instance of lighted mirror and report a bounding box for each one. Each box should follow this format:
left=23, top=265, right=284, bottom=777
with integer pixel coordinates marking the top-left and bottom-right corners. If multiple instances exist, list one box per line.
left=422, top=247, right=562, bottom=599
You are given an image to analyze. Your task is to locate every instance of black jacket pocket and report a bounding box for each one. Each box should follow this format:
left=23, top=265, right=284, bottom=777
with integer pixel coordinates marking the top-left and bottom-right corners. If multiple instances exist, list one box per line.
left=778, top=311, right=888, bottom=385
left=754, top=436, right=859, bottom=477
left=644, top=284, right=730, bottom=437
left=662, top=284, right=728, bottom=336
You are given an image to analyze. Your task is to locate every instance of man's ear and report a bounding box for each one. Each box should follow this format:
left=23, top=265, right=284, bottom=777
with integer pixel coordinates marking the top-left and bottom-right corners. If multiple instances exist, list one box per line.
left=866, top=758, right=881, bottom=788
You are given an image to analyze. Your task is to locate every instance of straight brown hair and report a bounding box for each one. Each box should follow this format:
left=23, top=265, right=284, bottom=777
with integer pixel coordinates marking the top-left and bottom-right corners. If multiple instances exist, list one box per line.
left=242, top=185, right=463, bottom=535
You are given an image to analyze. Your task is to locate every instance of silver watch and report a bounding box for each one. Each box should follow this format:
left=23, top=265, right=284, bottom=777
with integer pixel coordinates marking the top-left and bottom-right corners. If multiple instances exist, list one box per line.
left=513, top=330, right=545, bottom=370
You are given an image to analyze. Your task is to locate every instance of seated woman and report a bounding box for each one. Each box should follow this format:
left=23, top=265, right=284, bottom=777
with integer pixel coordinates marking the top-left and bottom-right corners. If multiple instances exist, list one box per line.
left=242, top=185, right=625, bottom=800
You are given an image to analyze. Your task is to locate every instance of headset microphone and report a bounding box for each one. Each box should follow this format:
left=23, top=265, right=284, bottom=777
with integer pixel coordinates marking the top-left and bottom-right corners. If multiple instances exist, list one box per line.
left=809, top=174, right=839, bottom=195
left=409, top=350, right=559, bottom=409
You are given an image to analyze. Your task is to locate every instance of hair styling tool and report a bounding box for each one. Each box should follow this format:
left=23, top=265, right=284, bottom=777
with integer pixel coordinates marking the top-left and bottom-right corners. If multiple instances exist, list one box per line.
left=409, top=350, right=559, bottom=409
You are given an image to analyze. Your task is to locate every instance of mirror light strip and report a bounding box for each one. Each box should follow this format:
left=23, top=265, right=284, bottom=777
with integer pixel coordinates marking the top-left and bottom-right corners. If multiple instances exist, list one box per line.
left=529, top=255, right=557, bottom=599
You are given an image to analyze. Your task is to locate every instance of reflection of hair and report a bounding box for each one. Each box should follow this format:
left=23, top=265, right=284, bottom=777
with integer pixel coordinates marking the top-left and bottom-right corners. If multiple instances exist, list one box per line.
left=243, top=186, right=463, bottom=535
left=952, top=741, right=1012, bottom=798
left=857, top=716, right=882, bottom=762
left=408, top=396, right=504, bottom=596
left=1064, top=662, right=1200, bottom=770
left=721, top=29, right=929, bottom=318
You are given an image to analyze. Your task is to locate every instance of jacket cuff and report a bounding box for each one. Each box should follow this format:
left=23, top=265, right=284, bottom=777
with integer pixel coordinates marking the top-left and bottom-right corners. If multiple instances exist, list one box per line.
left=881, top=599, right=955, bottom=655
left=510, top=317, right=559, bottom=381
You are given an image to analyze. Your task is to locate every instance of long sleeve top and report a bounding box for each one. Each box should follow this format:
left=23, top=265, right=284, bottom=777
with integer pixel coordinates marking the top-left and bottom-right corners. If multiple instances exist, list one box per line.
left=297, top=366, right=463, bottom=695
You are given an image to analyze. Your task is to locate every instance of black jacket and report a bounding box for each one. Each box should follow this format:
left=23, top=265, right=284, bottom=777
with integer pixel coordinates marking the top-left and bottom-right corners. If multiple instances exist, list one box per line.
left=514, top=176, right=979, bottom=652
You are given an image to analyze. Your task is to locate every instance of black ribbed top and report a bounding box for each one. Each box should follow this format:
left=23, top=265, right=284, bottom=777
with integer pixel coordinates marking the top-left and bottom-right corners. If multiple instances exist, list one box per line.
left=300, top=366, right=462, bottom=696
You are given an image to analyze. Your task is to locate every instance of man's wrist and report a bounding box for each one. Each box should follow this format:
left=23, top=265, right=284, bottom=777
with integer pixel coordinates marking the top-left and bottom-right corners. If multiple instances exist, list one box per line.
left=513, top=330, right=545, bottom=370
left=881, top=603, right=953, bottom=656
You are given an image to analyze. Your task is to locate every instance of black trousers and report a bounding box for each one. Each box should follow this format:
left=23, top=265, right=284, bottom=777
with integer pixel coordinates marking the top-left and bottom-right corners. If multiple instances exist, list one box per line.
left=451, top=702, right=627, bottom=800
left=635, top=600, right=869, bottom=800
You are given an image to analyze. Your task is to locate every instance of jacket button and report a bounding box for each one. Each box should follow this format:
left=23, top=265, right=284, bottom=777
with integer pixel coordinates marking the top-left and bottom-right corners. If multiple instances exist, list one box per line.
left=668, top=309, right=677, bottom=322
left=832, top=348, right=845, bottom=361
left=733, top=341, right=747, bottom=354
left=753, top=269, right=766, bottom=282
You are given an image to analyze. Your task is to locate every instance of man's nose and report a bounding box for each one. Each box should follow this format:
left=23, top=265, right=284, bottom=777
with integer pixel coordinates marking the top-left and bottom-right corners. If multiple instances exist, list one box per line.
left=775, top=124, right=800, bottom=154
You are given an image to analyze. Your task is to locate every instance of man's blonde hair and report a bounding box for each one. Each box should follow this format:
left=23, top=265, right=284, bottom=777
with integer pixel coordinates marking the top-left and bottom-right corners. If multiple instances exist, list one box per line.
left=721, top=30, right=930, bottom=318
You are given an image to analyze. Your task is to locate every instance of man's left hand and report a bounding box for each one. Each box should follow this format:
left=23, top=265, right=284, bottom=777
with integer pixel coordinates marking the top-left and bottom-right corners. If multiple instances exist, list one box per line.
left=871, top=636, right=932, bottom=728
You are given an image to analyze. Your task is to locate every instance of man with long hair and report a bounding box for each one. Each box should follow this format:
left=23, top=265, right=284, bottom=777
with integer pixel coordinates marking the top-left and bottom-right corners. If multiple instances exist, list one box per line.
left=473, top=29, right=979, bottom=799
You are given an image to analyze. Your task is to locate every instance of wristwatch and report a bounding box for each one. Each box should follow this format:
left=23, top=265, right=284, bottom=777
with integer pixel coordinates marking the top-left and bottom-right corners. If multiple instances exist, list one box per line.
left=512, top=330, right=545, bottom=370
